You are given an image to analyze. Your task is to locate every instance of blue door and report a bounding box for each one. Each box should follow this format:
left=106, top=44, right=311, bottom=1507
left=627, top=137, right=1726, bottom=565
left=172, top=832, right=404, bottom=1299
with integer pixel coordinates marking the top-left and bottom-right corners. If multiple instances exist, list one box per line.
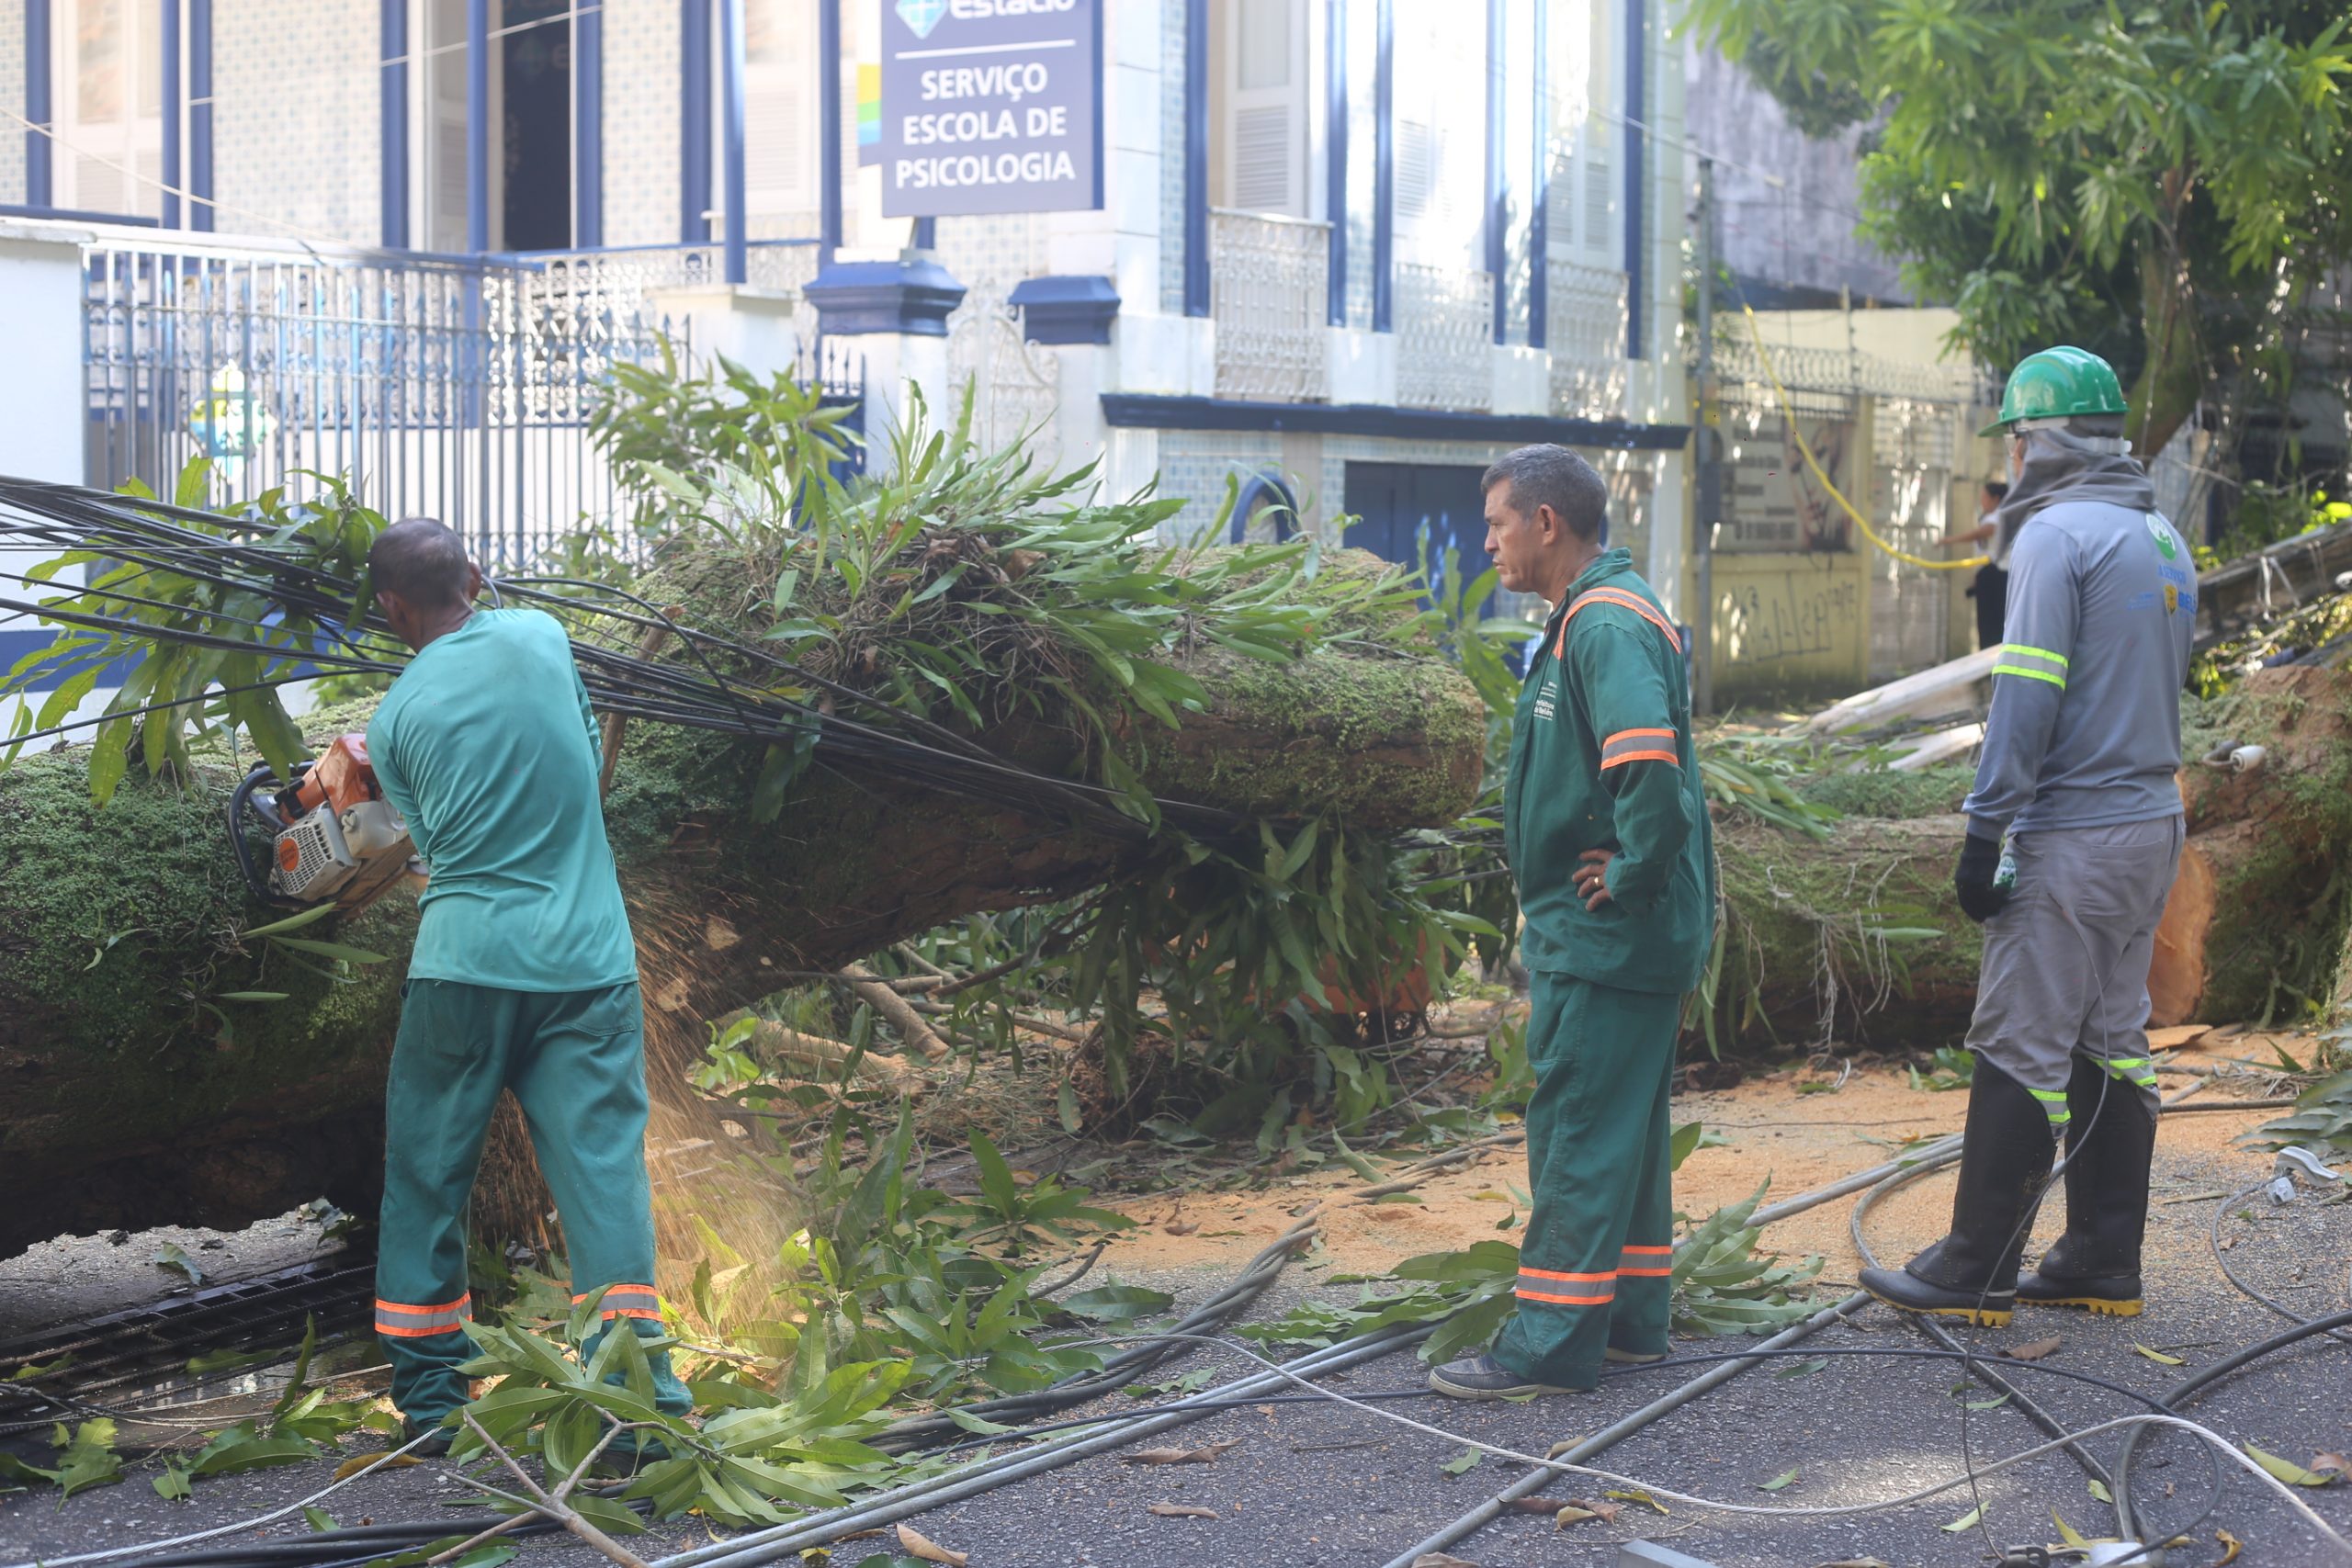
left=1340, top=462, right=1490, bottom=611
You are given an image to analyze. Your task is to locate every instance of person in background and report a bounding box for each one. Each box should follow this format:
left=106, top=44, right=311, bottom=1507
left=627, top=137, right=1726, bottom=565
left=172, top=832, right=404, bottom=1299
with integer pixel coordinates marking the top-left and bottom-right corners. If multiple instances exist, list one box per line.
left=1427, top=446, right=1715, bottom=1400
left=1944, top=479, right=2014, bottom=649
left=365, top=518, right=692, bottom=1453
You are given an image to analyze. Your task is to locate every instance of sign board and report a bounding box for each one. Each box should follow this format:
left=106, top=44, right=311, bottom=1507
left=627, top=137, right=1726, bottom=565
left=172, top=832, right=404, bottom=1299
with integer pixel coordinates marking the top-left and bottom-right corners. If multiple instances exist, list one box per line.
left=1721, top=408, right=1854, bottom=553
left=877, top=0, right=1101, bottom=218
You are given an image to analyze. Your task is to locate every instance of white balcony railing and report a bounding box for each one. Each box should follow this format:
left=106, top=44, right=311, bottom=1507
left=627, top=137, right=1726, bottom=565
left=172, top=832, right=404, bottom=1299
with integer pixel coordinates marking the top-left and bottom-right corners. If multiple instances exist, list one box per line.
left=1396, top=263, right=1494, bottom=412
left=515, top=240, right=823, bottom=315
left=1210, top=209, right=1329, bottom=402
left=1546, top=257, right=1630, bottom=418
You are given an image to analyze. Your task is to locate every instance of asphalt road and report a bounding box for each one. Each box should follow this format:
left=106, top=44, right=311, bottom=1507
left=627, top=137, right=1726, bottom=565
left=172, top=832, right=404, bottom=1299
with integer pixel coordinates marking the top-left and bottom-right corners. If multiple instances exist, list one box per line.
left=4, top=1139, right=2346, bottom=1568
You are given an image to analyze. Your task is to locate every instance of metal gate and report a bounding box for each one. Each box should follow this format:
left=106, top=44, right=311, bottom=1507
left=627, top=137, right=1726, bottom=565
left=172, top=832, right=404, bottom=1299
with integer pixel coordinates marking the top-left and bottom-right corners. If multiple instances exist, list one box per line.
left=82, top=233, right=676, bottom=566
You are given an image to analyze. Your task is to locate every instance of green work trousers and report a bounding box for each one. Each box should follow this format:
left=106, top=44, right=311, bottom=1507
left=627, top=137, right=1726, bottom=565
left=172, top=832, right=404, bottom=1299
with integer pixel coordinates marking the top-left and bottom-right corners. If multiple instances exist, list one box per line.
left=375, top=978, right=691, bottom=1426
left=1492, top=971, right=1681, bottom=1390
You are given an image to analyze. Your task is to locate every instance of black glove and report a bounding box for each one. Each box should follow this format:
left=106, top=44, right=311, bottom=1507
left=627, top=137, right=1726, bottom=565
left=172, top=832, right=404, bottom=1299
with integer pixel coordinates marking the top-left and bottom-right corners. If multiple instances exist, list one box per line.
left=1954, top=831, right=2010, bottom=924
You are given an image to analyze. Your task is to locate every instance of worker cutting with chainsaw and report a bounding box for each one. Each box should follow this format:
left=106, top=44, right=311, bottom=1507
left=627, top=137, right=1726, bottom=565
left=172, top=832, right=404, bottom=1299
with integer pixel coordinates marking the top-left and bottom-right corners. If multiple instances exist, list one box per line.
left=1860, top=348, right=2195, bottom=1325
left=364, top=518, right=691, bottom=1451
left=1430, top=445, right=1716, bottom=1401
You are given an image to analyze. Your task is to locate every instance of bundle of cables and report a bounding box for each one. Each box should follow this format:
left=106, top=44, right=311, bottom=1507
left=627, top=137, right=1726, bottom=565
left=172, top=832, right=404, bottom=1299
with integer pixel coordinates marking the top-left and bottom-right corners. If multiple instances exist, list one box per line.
left=0, top=476, right=1246, bottom=845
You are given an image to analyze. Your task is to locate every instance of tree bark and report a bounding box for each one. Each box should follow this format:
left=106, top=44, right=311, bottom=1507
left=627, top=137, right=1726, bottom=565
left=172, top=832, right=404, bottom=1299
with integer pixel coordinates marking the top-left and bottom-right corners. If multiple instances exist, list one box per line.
left=0, top=590, right=1486, bottom=1258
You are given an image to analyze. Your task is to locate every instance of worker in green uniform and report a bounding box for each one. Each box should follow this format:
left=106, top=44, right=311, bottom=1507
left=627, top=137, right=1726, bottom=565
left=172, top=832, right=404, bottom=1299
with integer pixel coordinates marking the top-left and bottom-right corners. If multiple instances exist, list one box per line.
left=365, top=518, right=691, bottom=1453
left=1430, top=446, right=1716, bottom=1400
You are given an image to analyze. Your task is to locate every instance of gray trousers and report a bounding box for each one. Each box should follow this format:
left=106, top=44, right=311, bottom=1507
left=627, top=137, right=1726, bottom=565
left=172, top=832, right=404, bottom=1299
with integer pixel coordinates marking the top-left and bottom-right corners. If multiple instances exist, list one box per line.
left=1964, top=816, right=2186, bottom=1129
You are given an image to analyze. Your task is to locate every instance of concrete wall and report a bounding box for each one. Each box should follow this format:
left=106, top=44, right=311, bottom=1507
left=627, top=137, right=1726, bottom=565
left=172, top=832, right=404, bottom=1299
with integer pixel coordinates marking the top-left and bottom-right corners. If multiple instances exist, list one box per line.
left=1683, top=43, right=1903, bottom=306
left=212, top=0, right=379, bottom=243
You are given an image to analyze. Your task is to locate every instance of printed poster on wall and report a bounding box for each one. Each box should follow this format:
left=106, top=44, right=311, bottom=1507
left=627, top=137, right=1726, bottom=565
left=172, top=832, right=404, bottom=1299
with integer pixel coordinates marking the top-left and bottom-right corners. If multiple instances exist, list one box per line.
left=877, top=0, right=1102, bottom=218
left=1723, top=411, right=1854, bottom=553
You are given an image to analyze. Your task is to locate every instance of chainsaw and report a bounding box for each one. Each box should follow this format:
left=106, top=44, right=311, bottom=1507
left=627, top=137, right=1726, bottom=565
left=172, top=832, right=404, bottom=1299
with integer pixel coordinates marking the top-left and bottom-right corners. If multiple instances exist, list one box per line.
left=230, top=734, right=421, bottom=913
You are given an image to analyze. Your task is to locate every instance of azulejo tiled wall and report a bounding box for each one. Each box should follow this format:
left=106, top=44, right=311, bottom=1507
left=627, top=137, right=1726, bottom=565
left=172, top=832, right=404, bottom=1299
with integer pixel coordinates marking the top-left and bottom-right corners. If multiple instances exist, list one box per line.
left=0, top=3, right=23, bottom=207
left=213, top=0, right=377, bottom=243
left=602, top=0, right=679, bottom=248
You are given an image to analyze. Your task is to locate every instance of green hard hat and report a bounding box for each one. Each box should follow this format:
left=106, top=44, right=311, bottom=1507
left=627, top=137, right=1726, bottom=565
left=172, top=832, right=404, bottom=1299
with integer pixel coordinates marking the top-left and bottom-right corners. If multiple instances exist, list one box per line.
left=1978, top=346, right=2130, bottom=437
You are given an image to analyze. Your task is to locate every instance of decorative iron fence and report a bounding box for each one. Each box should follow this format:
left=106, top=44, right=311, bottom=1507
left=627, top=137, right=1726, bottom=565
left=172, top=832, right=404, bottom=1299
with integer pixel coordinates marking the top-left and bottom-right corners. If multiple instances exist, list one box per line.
left=1209, top=209, right=1329, bottom=403
left=82, top=232, right=684, bottom=566
left=1396, top=263, right=1493, bottom=412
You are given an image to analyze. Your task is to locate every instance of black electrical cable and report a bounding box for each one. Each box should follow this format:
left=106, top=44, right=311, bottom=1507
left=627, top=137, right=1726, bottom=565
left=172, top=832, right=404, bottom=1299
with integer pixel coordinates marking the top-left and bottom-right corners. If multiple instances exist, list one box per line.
left=2207, top=1179, right=2352, bottom=1346
left=916, top=1342, right=2202, bottom=1460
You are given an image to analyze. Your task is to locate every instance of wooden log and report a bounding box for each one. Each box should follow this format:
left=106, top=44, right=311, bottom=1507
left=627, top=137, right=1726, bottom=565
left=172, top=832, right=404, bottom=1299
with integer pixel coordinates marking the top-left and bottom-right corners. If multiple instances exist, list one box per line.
left=0, top=574, right=1487, bottom=1257
left=1714, top=667, right=2352, bottom=1046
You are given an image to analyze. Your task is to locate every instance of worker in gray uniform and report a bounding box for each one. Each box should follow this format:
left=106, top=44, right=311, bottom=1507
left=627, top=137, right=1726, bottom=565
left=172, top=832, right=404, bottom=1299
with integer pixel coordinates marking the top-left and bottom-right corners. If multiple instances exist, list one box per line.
left=1860, top=346, right=2195, bottom=1325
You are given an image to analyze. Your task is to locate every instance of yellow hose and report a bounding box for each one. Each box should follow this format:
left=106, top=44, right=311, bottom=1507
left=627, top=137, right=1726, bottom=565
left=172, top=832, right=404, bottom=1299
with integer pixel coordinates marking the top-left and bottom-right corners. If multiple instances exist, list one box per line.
left=1736, top=306, right=1988, bottom=571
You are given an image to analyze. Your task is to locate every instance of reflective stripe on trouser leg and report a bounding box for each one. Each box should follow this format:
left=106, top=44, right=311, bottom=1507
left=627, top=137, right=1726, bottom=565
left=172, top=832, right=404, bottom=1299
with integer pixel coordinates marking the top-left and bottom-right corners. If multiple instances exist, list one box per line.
left=378, top=979, right=523, bottom=1426
left=1494, top=972, right=1685, bottom=1390
left=509, top=982, right=691, bottom=1416
left=1964, top=818, right=2184, bottom=1127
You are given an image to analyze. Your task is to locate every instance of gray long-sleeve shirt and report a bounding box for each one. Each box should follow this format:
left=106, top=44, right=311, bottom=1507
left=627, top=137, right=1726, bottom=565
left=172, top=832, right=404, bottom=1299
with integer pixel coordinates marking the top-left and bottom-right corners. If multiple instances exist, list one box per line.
left=1962, top=500, right=2195, bottom=841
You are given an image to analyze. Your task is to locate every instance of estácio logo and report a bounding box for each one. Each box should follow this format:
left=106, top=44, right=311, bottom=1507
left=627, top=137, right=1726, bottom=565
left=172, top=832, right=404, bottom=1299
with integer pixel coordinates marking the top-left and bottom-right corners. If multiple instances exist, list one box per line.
left=2146, top=513, right=2177, bottom=561
left=949, top=0, right=1077, bottom=16
left=896, top=0, right=947, bottom=37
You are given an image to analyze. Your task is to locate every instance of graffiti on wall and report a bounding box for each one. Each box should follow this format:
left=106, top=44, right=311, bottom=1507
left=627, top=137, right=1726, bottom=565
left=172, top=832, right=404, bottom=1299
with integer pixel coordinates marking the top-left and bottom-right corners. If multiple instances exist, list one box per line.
left=1716, top=572, right=1863, bottom=668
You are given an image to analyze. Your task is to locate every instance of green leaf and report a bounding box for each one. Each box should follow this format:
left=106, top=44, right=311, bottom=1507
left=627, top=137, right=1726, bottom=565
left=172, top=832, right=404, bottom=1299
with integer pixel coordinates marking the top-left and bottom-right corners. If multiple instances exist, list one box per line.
left=1941, top=1505, right=1984, bottom=1532
left=267, top=936, right=393, bottom=964
left=1329, top=1129, right=1385, bottom=1183
left=1757, top=1467, right=1800, bottom=1492
left=303, top=1506, right=339, bottom=1531
left=239, top=903, right=339, bottom=939
left=1058, top=1285, right=1176, bottom=1323
left=1439, top=1447, right=1485, bottom=1477
left=154, top=1243, right=205, bottom=1287
left=2245, top=1443, right=2335, bottom=1486
left=152, top=1464, right=193, bottom=1502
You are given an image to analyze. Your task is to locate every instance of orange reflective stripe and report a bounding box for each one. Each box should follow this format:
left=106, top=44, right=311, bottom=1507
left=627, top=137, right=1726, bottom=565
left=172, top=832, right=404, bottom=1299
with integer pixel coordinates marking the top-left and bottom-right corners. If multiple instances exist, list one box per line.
left=375, top=1293, right=470, bottom=1316
left=376, top=1319, right=469, bottom=1338
left=1515, top=1286, right=1616, bottom=1306
left=1620, top=1246, right=1672, bottom=1255
left=1556, top=587, right=1684, bottom=656
left=1518, top=1267, right=1616, bottom=1283
left=1600, top=750, right=1679, bottom=769
left=573, top=1283, right=662, bottom=1318
left=1603, top=728, right=1676, bottom=744
left=1618, top=1266, right=1673, bottom=1278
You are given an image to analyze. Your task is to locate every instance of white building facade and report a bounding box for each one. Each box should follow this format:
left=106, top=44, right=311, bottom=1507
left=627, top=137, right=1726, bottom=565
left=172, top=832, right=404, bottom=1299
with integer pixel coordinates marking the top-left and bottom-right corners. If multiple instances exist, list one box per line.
left=0, top=0, right=1690, bottom=705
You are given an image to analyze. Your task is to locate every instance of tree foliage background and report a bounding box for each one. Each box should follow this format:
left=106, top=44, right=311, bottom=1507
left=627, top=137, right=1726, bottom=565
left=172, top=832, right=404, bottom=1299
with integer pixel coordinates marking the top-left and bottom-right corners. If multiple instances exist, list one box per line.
left=1688, top=0, right=2352, bottom=468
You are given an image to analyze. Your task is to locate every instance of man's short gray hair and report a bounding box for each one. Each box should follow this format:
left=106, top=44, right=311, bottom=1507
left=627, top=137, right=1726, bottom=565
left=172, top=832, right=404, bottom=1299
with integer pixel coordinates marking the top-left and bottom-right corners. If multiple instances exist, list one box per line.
left=1481, top=445, right=1609, bottom=542
left=368, top=517, right=472, bottom=607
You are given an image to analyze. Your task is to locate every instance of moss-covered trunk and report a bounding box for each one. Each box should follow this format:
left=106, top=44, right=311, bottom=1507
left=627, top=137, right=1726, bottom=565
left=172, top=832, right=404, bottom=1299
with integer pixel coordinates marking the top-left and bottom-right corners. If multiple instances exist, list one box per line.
left=0, top=600, right=1485, bottom=1258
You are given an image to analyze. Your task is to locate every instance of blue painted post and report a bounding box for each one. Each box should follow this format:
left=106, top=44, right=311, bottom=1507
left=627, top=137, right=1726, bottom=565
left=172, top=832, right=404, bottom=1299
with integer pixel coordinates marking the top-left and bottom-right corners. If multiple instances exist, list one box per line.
left=680, top=0, right=711, bottom=242
left=819, top=0, right=842, bottom=264
left=466, top=0, right=489, bottom=251
left=911, top=218, right=936, bottom=251
left=574, top=0, right=602, bottom=246
left=1484, top=0, right=1505, bottom=344
left=190, top=0, right=213, bottom=231
left=1372, top=0, right=1393, bottom=333
left=1325, top=0, right=1347, bottom=327
left=380, top=0, right=408, bottom=245
left=24, top=0, right=50, bottom=209
left=1182, top=0, right=1208, bottom=318
left=721, top=0, right=748, bottom=283
left=1528, top=0, right=1547, bottom=348
left=160, top=0, right=180, bottom=226
left=1622, top=0, right=1644, bottom=360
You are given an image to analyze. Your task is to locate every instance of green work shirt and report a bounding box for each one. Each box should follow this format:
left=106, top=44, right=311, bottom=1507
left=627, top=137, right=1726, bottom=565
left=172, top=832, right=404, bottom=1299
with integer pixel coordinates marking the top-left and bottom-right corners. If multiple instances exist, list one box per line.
left=368, top=607, right=638, bottom=993
left=1503, top=549, right=1715, bottom=995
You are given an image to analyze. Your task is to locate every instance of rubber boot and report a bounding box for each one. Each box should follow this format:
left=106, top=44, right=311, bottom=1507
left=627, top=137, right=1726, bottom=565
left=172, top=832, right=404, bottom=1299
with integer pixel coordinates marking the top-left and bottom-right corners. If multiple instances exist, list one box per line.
left=2017, top=1056, right=2154, bottom=1316
left=1860, top=1062, right=2056, bottom=1326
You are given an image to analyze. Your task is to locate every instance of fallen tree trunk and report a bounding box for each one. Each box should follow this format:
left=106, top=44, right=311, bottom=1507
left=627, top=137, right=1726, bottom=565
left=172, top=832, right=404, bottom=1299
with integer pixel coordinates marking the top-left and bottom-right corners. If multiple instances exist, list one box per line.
left=1712, top=666, right=2352, bottom=1048
left=0, top=575, right=1486, bottom=1256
